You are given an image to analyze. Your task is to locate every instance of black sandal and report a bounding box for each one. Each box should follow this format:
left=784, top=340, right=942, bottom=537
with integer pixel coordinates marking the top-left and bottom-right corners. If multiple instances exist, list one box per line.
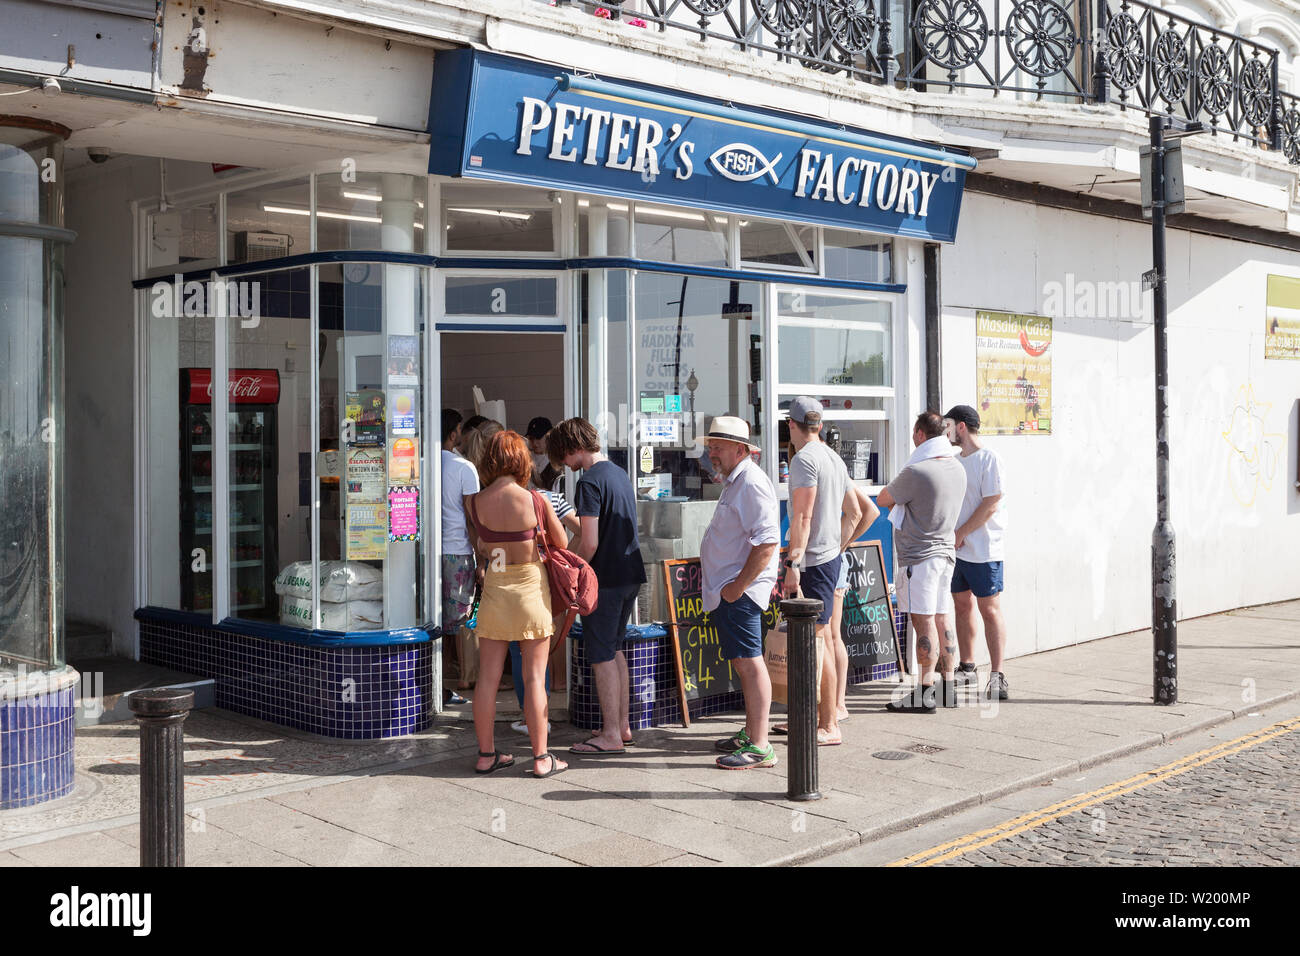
left=529, top=752, right=567, bottom=779
left=474, top=750, right=515, bottom=774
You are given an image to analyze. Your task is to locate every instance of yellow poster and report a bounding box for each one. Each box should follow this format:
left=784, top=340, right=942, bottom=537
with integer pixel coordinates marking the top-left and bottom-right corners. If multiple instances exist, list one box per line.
left=1265, top=275, right=1300, bottom=360
left=346, top=502, right=387, bottom=561
left=388, top=437, right=419, bottom=484
left=975, top=311, right=1052, bottom=436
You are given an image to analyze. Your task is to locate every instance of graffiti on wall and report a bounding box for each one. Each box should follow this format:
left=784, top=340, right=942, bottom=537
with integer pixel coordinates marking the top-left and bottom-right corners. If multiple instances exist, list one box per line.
left=1221, top=385, right=1286, bottom=507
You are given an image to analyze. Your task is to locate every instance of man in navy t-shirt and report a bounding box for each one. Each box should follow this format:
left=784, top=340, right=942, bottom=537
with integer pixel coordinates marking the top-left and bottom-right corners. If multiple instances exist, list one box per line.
left=548, top=418, right=646, bottom=755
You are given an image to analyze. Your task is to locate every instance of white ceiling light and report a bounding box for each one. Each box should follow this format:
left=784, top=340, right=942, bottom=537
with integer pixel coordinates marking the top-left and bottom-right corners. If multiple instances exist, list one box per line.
left=447, top=207, right=533, bottom=221
left=261, top=203, right=422, bottom=228
left=342, top=190, right=425, bottom=208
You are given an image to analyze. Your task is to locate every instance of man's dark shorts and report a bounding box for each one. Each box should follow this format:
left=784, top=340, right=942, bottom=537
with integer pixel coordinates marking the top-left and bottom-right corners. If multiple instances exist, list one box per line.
left=582, top=583, right=640, bottom=664
left=950, top=558, right=1005, bottom=598
left=712, top=594, right=764, bottom=660
left=801, top=555, right=842, bottom=626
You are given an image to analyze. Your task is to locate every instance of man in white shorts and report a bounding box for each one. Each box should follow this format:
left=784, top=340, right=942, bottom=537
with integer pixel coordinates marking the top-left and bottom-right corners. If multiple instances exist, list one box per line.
left=876, top=411, right=966, bottom=714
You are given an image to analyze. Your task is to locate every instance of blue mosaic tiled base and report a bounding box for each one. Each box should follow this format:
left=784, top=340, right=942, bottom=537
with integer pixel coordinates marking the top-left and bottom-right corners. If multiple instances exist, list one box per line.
left=569, top=613, right=907, bottom=730
left=139, top=619, right=435, bottom=739
left=1, top=682, right=76, bottom=809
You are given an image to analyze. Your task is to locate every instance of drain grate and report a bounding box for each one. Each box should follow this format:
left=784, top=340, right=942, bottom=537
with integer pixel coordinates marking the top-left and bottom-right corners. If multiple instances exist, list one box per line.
left=904, top=743, right=946, bottom=755
left=872, top=750, right=914, bottom=761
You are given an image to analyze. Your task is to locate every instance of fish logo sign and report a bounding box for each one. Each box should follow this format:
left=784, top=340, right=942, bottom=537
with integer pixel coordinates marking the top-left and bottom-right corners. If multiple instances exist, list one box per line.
left=709, top=143, right=782, bottom=184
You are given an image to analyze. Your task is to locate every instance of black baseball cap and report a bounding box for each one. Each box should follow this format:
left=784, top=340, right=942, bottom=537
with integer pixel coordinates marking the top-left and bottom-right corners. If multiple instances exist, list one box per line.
left=525, top=417, right=553, bottom=439
left=945, top=405, right=980, bottom=432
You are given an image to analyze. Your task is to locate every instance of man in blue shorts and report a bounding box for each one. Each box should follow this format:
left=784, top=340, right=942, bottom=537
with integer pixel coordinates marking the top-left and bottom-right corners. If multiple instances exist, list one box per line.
left=783, top=398, right=861, bottom=744
left=700, top=417, right=781, bottom=769
left=945, top=405, right=1009, bottom=701
left=550, top=417, right=646, bottom=755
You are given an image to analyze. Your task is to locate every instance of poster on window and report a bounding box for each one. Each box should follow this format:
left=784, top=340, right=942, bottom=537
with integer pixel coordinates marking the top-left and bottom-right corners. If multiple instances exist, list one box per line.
left=390, top=388, right=417, bottom=436
left=346, top=502, right=388, bottom=561
left=345, top=447, right=385, bottom=504
left=387, top=335, right=420, bottom=385
left=388, top=486, right=420, bottom=541
left=345, top=390, right=386, bottom=446
left=1265, top=275, right=1300, bottom=360
left=975, top=311, right=1052, bottom=435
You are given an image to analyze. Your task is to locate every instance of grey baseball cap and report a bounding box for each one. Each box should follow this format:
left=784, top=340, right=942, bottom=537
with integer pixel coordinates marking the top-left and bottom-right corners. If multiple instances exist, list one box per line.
left=788, top=396, right=824, bottom=426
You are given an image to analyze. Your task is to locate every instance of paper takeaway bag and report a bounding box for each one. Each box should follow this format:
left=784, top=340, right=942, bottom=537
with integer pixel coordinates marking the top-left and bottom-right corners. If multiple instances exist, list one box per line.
left=471, top=386, right=506, bottom=428
left=765, top=621, right=823, bottom=706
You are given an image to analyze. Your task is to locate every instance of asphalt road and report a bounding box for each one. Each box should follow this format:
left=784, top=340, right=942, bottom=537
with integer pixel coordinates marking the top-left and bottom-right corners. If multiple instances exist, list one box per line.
left=810, top=699, right=1300, bottom=867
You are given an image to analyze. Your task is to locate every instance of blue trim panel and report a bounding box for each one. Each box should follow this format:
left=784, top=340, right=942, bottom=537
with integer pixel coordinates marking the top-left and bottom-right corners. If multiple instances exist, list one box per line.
left=135, top=606, right=434, bottom=647
left=134, top=251, right=904, bottom=294
left=435, top=323, right=567, bottom=332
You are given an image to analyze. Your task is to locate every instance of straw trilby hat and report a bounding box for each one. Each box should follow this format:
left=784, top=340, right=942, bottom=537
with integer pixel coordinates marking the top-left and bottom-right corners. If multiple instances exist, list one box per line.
left=704, top=415, right=760, bottom=450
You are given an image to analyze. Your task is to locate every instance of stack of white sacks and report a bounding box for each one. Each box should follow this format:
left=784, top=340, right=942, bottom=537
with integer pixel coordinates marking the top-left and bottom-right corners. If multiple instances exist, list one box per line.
left=275, top=560, right=385, bottom=631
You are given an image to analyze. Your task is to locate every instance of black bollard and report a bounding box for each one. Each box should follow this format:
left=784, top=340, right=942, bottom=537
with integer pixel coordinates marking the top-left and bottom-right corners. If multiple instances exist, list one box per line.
left=129, top=688, right=194, bottom=867
left=781, top=598, right=823, bottom=802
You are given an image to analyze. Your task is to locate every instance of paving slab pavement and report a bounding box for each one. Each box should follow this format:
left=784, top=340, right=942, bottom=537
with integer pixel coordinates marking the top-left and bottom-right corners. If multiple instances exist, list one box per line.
left=2, top=599, right=1297, bottom=866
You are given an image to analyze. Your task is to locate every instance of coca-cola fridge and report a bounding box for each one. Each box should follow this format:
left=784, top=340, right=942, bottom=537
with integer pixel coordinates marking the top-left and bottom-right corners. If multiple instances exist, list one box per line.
left=179, top=368, right=280, bottom=617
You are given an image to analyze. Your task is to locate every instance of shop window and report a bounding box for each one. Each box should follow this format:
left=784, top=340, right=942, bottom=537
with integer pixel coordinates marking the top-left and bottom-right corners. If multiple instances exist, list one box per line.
left=628, top=272, right=764, bottom=501
left=225, top=178, right=310, bottom=265
left=776, top=289, right=895, bottom=487
left=633, top=202, right=729, bottom=267
left=445, top=275, right=558, bottom=316
left=577, top=270, right=630, bottom=466
left=313, top=263, right=427, bottom=631
left=739, top=218, right=817, bottom=271
left=223, top=268, right=311, bottom=623
left=146, top=201, right=219, bottom=275
left=147, top=277, right=213, bottom=613
left=822, top=229, right=892, bottom=284
left=315, top=173, right=426, bottom=253
left=578, top=198, right=632, bottom=258
left=442, top=184, right=557, bottom=255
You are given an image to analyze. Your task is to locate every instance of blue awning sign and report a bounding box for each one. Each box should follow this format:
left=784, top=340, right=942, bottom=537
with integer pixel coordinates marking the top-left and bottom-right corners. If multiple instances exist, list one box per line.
left=429, top=51, right=974, bottom=243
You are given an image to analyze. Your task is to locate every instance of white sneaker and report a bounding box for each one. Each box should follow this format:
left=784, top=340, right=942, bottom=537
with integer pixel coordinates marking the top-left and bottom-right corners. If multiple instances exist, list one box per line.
left=511, top=719, right=551, bottom=733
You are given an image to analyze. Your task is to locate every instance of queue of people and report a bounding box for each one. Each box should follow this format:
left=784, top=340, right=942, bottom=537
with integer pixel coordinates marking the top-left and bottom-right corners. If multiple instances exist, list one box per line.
left=437, top=400, right=1008, bottom=777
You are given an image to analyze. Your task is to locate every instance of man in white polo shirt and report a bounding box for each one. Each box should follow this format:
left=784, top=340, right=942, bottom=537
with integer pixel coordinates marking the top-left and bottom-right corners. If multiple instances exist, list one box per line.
left=700, top=416, right=782, bottom=770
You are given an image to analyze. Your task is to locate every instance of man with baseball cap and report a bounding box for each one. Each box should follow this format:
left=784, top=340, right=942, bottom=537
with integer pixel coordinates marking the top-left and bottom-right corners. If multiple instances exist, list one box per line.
left=945, top=404, right=1010, bottom=701
left=783, top=397, right=862, bottom=744
left=700, top=416, right=782, bottom=769
left=524, top=416, right=561, bottom=491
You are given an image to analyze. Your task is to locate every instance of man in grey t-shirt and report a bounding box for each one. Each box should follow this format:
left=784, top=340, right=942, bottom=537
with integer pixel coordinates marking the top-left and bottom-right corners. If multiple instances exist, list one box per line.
left=877, top=411, right=966, bottom=714
left=783, top=397, right=862, bottom=744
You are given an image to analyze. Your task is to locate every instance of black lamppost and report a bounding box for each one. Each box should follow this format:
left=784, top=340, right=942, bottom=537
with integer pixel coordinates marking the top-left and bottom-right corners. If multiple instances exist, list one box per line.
left=1145, top=114, right=1203, bottom=706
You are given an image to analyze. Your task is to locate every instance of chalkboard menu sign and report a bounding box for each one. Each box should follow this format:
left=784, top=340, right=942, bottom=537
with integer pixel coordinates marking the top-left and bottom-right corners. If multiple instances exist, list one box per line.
left=841, top=542, right=900, bottom=671
left=661, top=542, right=897, bottom=726
left=662, top=559, right=782, bottom=727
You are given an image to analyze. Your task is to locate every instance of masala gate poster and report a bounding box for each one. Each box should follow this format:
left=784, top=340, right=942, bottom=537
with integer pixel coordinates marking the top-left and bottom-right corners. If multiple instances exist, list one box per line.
left=975, top=310, right=1052, bottom=436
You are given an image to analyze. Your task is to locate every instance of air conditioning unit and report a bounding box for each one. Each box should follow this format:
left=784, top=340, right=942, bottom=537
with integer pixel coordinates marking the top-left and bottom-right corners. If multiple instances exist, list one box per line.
left=235, top=231, right=291, bottom=262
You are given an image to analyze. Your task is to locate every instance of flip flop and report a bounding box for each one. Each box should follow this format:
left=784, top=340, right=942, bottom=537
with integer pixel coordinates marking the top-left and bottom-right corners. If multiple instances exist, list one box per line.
left=816, top=731, right=843, bottom=747
left=569, top=740, right=626, bottom=755
left=588, top=734, right=636, bottom=748
left=771, top=723, right=789, bottom=736
left=474, top=750, right=515, bottom=774
left=529, top=752, right=568, bottom=779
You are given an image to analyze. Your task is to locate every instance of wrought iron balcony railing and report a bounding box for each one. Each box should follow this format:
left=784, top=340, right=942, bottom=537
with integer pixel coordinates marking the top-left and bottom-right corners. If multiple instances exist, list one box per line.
left=552, top=0, right=1300, bottom=166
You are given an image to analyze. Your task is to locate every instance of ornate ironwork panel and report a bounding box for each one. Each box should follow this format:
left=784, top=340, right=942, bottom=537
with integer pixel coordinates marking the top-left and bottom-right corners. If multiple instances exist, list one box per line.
left=545, top=0, right=1296, bottom=164
left=1099, top=1, right=1281, bottom=150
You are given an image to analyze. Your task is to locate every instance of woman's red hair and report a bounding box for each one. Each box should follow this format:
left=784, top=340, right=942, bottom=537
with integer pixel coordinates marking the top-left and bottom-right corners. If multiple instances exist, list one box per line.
left=479, top=430, right=533, bottom=487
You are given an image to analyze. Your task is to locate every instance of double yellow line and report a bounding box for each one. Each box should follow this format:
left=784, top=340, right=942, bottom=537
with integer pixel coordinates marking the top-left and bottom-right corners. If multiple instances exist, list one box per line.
left=888, top=714, right=1300, bottom=867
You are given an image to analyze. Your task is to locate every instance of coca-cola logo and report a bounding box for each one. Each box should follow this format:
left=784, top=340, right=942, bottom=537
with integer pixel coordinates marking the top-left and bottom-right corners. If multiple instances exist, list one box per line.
left=206, top=376, right=265, bottom=399
left=187, top=369, right=280, bottom=405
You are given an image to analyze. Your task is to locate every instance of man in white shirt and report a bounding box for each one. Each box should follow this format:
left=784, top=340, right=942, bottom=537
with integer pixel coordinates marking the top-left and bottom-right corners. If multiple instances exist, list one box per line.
left=945, top=405, right=1009, bottom=701
left=699, top=416, right=781, bottom=770
left=440, top=409, right=480, bottom=702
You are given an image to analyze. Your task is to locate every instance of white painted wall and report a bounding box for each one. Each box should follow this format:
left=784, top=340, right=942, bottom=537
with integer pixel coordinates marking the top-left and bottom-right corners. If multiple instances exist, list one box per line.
left=941, top=191, right=1300, bottom=659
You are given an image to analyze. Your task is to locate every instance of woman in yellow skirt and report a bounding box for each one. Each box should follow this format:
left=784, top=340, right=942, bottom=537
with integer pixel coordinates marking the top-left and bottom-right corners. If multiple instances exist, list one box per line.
left=466, top=430, right=569, bottom=778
